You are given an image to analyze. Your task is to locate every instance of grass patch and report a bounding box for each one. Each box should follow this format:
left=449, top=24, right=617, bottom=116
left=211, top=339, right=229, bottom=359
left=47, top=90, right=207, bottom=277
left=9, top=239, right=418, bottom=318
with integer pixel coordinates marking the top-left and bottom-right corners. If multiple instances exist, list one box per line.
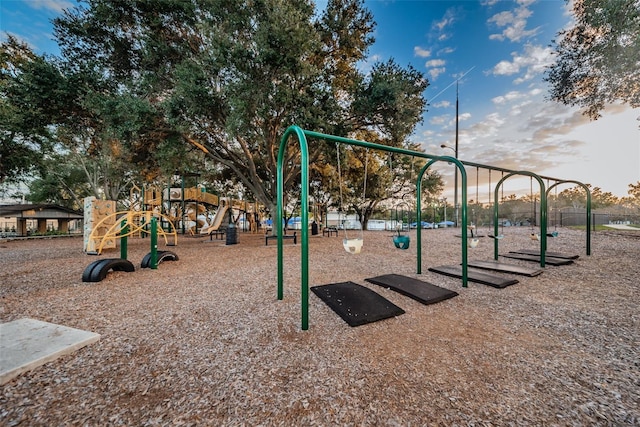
left=569, top=224, right=640, bottom=231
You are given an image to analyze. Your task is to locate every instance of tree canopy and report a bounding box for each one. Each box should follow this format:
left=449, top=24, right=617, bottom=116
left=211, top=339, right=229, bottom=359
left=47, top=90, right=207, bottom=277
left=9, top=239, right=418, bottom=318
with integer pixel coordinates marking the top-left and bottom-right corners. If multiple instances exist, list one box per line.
left=0, top=36, right=58, bottom=185
left=13, top=0, right=433, bottom=216
left=545, top=0, right=640, bottom=119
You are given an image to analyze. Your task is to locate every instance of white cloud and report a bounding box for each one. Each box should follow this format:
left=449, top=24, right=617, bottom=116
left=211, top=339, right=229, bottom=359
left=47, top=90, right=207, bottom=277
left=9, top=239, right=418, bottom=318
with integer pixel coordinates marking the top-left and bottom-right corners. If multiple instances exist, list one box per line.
left=493, top=59, right=520, bottom=76
left=448, top=112, right=472, bottom=127
left=425, top=59, right=446, bottom=68
left=430, top=115, right=449, bottom=126
left=487, top=0, right=540, bottom=42
left=432, top=101, right=451, bottom=108
left=492, top=90, right=525, bottom=105
left=453, top=112, right=506, bottom=154
left=27, top=0, right=74, bottom=13
left=509, top=100, right=534, bottom=117
left=491, top=44, right=554, bottom=83
left=430, top=8, right=458, bottom=43
left=434, top=14, right=455, bottom=31
left=438, top=47, right=455, bottom=55
left=429, top=67, right=446, bottom=80
left=414, top=47, right=431, bottom=58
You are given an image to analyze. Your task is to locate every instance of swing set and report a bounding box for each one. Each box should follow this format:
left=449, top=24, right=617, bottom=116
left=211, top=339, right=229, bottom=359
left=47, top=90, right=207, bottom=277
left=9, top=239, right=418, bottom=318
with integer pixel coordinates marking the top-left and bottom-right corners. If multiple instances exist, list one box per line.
left=392, top=200, right=412, bottom=250
left=335, top=144, right=366, bottom=254
left=276, top=125, right=591, bottom=330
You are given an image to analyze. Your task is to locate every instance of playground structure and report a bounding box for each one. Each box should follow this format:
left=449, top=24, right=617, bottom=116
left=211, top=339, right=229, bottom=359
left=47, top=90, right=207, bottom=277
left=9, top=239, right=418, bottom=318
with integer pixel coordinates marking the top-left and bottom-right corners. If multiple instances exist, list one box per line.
left=83, top=217, right=178, bottom=282
left=275, top=125, right=593, bottom=330
left=86, top=210, right=178, bottom=255
left=137, top=183, right=262, bottom=236
left=86, top=177, right=263, bottom=257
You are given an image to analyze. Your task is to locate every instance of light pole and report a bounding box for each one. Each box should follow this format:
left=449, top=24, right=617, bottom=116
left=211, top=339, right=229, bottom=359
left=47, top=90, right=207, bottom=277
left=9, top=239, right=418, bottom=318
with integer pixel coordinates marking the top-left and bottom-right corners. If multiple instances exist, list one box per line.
left=440, top=78, right=462, bottom=228
left=440, top=197, right=447, bottom=226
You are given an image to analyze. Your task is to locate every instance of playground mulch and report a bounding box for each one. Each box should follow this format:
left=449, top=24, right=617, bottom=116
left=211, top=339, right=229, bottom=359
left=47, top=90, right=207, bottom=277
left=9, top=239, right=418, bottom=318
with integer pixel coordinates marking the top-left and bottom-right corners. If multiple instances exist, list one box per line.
left=1, top=227, right=638, bottom=425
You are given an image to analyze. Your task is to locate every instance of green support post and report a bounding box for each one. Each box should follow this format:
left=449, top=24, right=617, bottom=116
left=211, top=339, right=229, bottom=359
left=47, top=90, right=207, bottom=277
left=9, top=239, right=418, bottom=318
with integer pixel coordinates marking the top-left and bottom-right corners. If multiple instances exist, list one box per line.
left=276, top=126, right=309, bottom=329
left=150, top=217, right=158, bottom=269
left=120, top=219, right=128, bottom=260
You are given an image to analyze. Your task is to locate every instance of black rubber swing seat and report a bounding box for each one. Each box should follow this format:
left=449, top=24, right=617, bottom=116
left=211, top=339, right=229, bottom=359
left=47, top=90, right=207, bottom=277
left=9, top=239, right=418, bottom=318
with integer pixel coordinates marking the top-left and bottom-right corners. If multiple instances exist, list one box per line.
left=141, top=250, right=179, bottom=268
left=82, top=258, right=135, bottom=282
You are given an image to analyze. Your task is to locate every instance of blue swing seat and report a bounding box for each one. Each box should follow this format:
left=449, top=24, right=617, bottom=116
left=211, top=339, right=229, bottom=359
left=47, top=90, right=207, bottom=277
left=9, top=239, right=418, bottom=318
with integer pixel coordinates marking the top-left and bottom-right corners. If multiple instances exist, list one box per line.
left=393, top=234, right=410, bottom=250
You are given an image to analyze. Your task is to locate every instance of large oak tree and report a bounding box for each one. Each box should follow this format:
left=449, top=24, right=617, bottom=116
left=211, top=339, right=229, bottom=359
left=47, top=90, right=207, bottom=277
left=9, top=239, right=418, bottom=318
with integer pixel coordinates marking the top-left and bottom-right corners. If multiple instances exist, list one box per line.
left=48, top=0, right=435, bottom=216
left=545, top=0, right=640, bottom=119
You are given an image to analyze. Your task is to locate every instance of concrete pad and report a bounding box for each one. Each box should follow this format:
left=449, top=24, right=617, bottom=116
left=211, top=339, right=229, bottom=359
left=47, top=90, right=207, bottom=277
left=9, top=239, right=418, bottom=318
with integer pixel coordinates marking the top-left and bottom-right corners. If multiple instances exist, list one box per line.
left=0, top=318, right=100, bottom=385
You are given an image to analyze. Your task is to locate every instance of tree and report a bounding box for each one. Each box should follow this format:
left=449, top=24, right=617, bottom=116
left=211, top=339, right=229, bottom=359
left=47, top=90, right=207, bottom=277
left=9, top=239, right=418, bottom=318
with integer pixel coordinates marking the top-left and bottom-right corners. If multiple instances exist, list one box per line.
left=591, top=186, right=619, bottom=208
left=628, top=181, right=640, bottom=200
left=545, top=0, right=640, bottom=119
left=0, top=34, right=140, bottom=201
left=50, top=0, right=430, bottom=219
left=559, top=184, right=619, bottom=209
left=0, top=37, right=57, bottom=184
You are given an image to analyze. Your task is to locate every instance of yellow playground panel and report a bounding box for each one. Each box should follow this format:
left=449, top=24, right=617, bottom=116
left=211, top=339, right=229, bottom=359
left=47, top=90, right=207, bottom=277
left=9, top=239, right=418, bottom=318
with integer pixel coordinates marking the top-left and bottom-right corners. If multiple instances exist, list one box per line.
left=148, top=186, right=220, bottom=207
left=86, top=210, right=178, bottom=255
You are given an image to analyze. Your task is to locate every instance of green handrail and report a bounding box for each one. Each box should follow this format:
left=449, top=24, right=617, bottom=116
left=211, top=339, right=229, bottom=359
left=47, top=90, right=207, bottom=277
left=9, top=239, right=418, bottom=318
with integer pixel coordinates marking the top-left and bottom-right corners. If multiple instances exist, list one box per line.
left=120, top=219, right=128, bottom=260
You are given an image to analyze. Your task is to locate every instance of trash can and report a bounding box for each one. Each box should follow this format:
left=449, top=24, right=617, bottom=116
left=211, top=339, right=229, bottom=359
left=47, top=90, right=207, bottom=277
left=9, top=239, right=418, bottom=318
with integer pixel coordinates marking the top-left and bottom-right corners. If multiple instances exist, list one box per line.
left=226, top=223, right=238, bottom=245
left=311, top=221, right=319, bottom=236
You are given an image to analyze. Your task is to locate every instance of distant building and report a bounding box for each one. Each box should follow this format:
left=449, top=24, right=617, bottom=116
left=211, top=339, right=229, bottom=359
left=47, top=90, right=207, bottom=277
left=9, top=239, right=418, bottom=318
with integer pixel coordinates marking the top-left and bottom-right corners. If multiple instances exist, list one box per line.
left=0, top=204, right=83, bottom=237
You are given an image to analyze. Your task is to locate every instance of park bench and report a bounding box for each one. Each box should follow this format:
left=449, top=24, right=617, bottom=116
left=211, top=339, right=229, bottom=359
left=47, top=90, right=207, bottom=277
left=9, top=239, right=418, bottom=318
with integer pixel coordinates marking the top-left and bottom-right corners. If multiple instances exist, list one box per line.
left=209, top=229, right=226, bottom=241
left=323, top=227, right=338, bottom=237
left=265, top=232, right=297, bottom=246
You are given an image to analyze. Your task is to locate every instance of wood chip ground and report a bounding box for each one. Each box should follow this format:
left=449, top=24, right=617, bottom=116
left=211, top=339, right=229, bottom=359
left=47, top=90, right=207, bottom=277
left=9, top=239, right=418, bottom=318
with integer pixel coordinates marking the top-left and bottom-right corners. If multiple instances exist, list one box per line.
left=1, top=227, right=638, bottom=425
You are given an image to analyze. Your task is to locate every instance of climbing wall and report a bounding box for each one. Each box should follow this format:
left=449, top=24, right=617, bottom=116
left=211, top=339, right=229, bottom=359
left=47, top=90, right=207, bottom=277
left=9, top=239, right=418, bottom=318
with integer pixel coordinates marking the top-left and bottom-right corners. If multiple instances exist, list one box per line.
left=83, top=197, right=116, bottom=252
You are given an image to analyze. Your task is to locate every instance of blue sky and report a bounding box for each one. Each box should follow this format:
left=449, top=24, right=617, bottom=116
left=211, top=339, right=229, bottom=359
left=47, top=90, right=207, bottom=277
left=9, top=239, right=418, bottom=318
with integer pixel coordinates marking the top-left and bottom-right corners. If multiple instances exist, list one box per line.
left=2, top=0, right=639, bottom=199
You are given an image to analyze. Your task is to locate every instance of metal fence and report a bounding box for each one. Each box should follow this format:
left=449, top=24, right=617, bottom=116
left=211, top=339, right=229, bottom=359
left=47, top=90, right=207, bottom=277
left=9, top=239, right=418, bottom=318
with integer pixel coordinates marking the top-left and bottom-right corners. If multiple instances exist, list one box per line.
left=555, top=212, right=640, bottom=227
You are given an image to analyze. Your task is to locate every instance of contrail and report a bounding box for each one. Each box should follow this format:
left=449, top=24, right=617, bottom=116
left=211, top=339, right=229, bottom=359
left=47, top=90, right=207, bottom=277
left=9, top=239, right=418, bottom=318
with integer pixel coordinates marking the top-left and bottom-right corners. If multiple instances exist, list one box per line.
left=428, top=66, right=476, bottom=103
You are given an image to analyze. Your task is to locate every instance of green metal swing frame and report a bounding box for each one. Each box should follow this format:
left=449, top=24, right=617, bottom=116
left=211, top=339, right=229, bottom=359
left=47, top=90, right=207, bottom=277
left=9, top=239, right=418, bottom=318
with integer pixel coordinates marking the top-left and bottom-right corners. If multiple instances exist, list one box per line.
left=276, top=125, right=591, bottom=330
